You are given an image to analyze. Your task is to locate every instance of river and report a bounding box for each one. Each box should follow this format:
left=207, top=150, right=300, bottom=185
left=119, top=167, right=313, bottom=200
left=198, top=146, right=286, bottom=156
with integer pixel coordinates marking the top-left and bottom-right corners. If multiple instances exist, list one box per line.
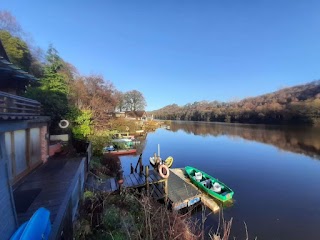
left=120, top=121, right=320, bottom=240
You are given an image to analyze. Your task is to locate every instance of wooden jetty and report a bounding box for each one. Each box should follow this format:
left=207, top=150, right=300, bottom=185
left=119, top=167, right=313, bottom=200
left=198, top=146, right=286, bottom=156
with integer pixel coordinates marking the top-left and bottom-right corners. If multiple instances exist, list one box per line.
left=86, top=167, right=165, bottom=192
left=171, top=168, right=220, bottom=213
left=86, top=166, right=220, bottom=213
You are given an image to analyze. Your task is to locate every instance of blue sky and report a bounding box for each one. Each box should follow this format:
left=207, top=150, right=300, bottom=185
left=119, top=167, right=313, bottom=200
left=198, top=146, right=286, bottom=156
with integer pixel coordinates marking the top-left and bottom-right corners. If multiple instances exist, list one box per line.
left=2, top=1, right=320, bottom=110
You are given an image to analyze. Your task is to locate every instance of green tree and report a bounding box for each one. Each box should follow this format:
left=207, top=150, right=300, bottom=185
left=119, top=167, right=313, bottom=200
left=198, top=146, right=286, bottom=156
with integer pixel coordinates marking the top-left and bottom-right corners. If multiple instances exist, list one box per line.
left=0, top=11, right=45, bottom=78
left=0, top=30, right=32, bottom=71
left=41, top=65, right=69, bottom=94
left=72, top=109, right=93, bottom=139
left=25, top=45, right=70, bottom=128
left=25, top=88, right=69, bottom=122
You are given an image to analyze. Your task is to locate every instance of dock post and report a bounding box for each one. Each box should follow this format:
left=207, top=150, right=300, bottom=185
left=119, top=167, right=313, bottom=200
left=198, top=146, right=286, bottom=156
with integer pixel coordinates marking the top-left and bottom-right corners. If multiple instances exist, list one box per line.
left=164, top=178, right=168, bottom=204
left=145, top=165, right=149, bottom=195
left=139, top=156, right=143, bottom=174
left=201, top=204, right=205, bottom=240
left=130, top=163, right=134, bottom=174
left=117, top=170, right=124, bottom=191
left=140, top=164, right=144, bottom=175
left=135, top=153, right=142, bottom=173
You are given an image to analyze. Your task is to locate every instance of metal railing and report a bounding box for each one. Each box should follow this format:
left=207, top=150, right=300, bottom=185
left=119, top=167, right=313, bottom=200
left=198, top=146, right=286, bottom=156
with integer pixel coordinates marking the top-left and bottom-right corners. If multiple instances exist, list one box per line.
left=0, top=91, right=41, bottom=118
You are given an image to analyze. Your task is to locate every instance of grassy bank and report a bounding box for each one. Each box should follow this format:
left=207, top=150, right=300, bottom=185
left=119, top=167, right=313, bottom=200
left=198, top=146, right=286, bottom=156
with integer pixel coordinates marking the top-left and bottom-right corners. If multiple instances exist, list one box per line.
left=74, top=154, right=239, bottom=240
left=74, top=189, right=200, bottom=240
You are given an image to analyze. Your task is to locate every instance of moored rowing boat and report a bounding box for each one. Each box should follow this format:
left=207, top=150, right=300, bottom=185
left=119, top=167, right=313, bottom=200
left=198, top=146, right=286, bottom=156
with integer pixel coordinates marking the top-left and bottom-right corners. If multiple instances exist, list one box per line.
left=185, top=166, right=234, bottom=202
left=104, top=148, right=137, bottom=155
left=10, top=207, right=51, bottom=240
left=150, top=156, right=174, bottom=168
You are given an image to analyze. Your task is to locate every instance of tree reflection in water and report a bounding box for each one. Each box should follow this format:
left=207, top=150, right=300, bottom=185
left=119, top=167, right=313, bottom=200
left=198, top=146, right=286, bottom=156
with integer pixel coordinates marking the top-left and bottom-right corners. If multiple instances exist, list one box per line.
left=169, top=121, right=320, bottom=159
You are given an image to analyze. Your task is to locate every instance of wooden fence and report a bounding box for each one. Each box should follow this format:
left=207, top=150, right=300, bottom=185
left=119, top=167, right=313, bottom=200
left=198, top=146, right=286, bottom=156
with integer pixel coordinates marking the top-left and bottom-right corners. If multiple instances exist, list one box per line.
left=0, top=91, right=41, bottom=119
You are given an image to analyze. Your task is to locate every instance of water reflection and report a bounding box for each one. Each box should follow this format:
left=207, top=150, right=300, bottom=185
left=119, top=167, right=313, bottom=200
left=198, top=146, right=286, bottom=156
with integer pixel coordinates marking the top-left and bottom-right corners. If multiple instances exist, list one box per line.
left=170, top=121, right=320, bottom=159
left=119, top=122, right=320, bottom=239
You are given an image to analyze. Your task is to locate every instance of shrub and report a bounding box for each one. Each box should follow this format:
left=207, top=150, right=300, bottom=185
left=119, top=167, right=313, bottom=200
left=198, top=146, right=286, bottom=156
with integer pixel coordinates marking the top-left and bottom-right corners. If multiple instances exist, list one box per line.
left=87, top=134, right=112, bottom=156
left=103, top=205, right=122, bottom=231
left=100, top=154, right=121, bottom=178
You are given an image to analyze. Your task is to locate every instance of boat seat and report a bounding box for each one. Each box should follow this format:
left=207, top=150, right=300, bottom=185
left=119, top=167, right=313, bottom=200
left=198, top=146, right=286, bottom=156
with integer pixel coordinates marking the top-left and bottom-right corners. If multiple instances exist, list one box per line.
left=206, top=180, right=212, bottom=188
left=195, top=172, right=202, bottom=182
left=221, top=191, right=229, bottom=196
left=201, top=179, right=212, bottom=188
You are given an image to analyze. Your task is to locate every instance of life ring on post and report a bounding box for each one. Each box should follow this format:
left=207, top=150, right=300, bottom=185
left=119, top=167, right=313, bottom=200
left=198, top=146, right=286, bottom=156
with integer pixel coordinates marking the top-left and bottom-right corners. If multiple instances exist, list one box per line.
left=158, top=164, right=170, bottom=179
left=58, top=120, right=69, bottom=129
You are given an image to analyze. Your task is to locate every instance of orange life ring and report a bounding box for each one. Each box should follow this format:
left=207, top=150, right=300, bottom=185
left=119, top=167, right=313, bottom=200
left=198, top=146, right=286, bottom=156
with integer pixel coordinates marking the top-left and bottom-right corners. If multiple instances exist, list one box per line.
left=158, top=164, right=170, bottom=179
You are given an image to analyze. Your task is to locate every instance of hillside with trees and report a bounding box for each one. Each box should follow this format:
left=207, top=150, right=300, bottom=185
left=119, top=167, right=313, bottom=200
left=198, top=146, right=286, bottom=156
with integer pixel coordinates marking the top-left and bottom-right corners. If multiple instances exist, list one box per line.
left=152, top=80, right=320, bottom=125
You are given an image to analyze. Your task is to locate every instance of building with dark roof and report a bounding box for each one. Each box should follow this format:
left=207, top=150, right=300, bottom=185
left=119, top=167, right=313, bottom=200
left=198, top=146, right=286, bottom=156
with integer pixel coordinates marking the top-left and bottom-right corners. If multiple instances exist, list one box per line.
left=0, top=38, right=89, bottom=240
left=0, top=39, right=50, bottom=239
left=0, top=40, right=37, bottom=95
left=125, top=110, right=147, bottom=120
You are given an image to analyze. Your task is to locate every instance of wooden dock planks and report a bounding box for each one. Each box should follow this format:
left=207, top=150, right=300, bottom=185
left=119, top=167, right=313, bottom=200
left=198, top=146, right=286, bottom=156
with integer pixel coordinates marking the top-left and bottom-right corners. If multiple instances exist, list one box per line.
left=124, top=175, right=133, bottom=187
left=150, top=183, right=165, bottom=200
left=110, top=178, right=118, bottom=192
left=170, top=168, right=220, bottom=213
left=91, top=169, right=165, bottom=192
left=13, top=157, right=83, bottom=225
left=167, top=169, right=202, bottom=210
left=87, top=167, right=219, bottom=214
left=132, top=173, right=145, bottom=185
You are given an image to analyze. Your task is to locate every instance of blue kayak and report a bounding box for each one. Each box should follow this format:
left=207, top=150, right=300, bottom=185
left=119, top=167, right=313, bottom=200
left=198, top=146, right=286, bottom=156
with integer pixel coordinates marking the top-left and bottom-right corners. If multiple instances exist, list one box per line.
left=10, top=207, right=51, bottom=240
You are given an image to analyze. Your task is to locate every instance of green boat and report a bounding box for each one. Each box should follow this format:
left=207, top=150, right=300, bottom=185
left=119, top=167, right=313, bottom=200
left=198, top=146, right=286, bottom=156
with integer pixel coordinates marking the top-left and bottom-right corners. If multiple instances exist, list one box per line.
left=185, top=166, right=234, bottom=202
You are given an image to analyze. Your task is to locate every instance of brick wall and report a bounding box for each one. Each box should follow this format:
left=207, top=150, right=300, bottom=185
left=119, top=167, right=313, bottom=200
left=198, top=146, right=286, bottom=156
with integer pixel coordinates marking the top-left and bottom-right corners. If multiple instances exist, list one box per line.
left=0, top=134, right=17, bottom=239
left=49, top=143, right=62, bottom=156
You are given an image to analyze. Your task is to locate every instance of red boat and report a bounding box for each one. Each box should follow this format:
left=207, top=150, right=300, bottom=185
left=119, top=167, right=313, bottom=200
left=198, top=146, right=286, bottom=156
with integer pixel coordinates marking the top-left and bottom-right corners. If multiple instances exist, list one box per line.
left=104, top=148, right=137, bottom=155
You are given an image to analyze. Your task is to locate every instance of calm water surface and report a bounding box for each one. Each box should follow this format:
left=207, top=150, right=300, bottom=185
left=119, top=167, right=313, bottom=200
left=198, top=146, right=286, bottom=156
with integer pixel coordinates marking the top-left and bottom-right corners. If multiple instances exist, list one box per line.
left=120, top=121, right=320, bottom=240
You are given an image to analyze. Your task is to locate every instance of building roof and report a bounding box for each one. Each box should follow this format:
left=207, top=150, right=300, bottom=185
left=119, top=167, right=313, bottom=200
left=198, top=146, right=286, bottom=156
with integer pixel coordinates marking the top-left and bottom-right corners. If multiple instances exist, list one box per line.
left=135, top=111, right=146, bottom=118
left=0, top=41, right=10, bottom=61
left=0, top=40, right=37, bottom=90
left=125, top=111, right=146, bottom=118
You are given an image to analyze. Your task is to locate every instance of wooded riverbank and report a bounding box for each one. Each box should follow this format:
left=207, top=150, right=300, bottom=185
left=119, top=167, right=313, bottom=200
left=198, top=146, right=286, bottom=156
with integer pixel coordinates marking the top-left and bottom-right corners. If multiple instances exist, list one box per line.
left=152, top=80, right=320, bottom=125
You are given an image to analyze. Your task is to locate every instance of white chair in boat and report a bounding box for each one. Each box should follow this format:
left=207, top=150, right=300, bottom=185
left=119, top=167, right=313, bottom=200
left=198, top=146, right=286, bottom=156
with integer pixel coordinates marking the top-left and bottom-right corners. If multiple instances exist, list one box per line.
left=195, top=172, right=202, bottom=182
left=212, top=182, right=222, bottom=193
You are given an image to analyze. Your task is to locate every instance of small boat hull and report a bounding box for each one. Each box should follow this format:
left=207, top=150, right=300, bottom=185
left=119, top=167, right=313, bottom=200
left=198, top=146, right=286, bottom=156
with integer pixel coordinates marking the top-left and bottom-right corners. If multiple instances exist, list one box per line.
left=185, top=166, right=234, bottom=202
left=105, top=149, right=137, bottom=155
left=164, top=156, right=173, bottom=168
left=10, top=207, right=51, bottom=240
left=150, top=156, right=174, bottom=168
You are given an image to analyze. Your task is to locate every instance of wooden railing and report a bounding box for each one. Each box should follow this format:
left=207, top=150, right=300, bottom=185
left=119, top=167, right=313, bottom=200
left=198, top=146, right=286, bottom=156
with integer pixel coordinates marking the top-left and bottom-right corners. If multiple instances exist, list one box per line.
left=130, top=153, right=143, bottom=174
left=0, top=91, right=41, bottom=118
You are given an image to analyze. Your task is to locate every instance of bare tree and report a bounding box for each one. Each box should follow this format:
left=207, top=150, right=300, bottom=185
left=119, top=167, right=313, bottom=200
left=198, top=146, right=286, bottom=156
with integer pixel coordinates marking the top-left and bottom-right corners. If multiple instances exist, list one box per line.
left=114, top=90, right=125, bottom=112
left=0, top=10, right=23, bottom=37
left=70, top=74, right=117, bottom=129
left=0, top=10, right=45, bottom=78
left=123, top=90, right=146, bottom=111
